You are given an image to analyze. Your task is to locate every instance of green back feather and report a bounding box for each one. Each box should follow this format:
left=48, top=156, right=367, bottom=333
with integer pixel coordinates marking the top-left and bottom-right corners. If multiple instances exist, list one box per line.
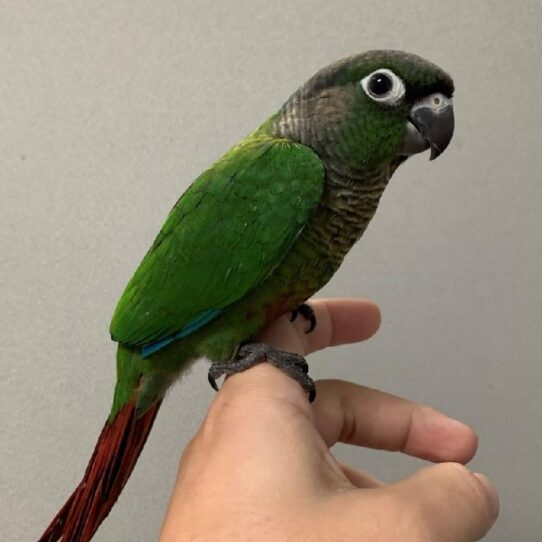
left=110, top=135, right=325, bottom=348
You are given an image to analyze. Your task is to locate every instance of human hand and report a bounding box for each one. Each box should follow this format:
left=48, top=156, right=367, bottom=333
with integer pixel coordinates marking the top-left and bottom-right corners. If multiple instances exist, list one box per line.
left=160, top=298, right=499, bottom=541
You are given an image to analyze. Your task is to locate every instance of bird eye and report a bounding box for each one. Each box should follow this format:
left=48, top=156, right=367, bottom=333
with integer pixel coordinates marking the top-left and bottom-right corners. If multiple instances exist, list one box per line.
left=361, top=69, right=405, bottom=105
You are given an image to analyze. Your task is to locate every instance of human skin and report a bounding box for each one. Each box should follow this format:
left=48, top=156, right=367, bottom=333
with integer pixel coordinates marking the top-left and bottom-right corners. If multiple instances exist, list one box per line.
left=160, top=298, right=499, bottom=542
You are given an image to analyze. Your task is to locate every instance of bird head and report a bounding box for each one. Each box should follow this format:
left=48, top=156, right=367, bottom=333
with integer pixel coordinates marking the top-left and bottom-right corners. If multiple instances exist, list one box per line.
left=274, top=50, right=454, bottom=172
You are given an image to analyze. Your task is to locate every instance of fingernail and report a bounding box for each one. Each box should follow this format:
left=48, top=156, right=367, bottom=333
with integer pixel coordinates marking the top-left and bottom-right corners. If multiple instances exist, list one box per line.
left=473, top=473, right=500, bottom=520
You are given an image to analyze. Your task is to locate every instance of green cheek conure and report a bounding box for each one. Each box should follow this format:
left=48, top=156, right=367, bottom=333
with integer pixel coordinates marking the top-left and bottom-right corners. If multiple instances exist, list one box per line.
left=39, top=50, right=454, bottom=541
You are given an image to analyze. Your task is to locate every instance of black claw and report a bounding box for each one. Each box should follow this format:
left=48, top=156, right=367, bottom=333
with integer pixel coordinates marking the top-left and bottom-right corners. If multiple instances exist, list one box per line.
left=306, top=318, right=316, bottom=334
left=297, top=303, right=317, bottom=333
left=208, top=372, right=219, bottom=392
left=290, top=304, right=316, bottom=333
left=308, top=388, right=317, bottom=403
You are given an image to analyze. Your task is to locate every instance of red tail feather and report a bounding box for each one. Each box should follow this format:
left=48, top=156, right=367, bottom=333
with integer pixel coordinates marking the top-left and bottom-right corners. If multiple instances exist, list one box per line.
left=38, top=399, right=162, bottom=542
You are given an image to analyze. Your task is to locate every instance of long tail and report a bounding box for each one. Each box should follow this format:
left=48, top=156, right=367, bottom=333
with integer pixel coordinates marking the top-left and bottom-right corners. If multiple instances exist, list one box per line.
left=37, top=397, right=162, bottom=542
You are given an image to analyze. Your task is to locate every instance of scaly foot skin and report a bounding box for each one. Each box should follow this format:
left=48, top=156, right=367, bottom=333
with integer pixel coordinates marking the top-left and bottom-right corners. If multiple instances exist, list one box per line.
left=290, top=303, right=317, bottom=333
left=208, top=343, right=316, bottom=402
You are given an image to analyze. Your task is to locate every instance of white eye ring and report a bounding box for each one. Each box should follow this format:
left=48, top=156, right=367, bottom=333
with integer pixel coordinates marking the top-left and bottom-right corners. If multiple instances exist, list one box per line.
left=361, top=69, right=406, bottom=105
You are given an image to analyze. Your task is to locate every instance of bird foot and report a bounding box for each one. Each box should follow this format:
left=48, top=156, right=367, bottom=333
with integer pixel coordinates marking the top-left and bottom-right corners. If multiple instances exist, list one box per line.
left=289, top=303, right=317, bottom=333
left=208, top=342, right=316, bottom=402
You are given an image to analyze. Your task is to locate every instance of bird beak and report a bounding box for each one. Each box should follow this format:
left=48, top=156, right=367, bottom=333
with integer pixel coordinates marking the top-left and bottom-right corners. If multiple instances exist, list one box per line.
left=401, top=93, right=454, bottom=160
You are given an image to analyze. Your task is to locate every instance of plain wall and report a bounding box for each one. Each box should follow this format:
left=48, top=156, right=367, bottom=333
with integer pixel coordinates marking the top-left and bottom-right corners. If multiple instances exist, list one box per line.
left=1, top=1, right=540, bottom=540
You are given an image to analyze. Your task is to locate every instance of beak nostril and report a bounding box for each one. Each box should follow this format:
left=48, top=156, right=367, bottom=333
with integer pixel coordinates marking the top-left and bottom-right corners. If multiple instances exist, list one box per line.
left=403, top=95, right=454, bottom=161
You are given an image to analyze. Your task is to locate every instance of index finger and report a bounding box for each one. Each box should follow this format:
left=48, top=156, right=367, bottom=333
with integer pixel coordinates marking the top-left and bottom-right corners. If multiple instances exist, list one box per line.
left=258, top=298, right=381, bottom=356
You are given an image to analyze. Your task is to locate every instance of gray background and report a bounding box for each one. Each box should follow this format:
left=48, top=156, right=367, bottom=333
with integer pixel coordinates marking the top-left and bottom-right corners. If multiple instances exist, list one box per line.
left=1, top=1, right=540, bottom=540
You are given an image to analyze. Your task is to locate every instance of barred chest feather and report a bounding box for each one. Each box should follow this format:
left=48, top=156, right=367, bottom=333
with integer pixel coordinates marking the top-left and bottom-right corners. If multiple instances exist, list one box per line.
left=272, top=96, right=395, bottom=276
left=301, top=159, right=393, bottom=272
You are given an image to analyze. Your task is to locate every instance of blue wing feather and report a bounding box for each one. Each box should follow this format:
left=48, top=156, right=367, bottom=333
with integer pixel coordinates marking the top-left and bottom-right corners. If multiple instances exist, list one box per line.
left=140, top=308, right=222, bottom=357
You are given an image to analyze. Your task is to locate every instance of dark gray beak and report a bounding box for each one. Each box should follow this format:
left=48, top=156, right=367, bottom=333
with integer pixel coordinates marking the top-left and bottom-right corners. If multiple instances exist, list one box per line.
left=401, top=93, right=454, bottom=160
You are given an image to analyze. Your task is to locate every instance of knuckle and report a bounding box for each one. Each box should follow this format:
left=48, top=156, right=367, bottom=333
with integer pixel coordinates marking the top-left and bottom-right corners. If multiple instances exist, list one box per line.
left=200, top=396, right=235, bottom=436
left=437, top=461, right=473, bottom=483
left=436, top=462, right=490, bottom=511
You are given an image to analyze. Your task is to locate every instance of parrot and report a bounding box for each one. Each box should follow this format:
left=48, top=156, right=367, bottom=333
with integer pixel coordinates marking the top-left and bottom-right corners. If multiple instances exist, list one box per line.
left=38, top=50, right=454, bottom=541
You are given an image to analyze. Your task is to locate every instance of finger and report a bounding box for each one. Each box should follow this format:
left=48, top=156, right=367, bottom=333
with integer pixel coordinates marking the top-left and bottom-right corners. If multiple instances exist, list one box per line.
left=338, top=462, right=383, bottom=488
left=389, top=463, right=499, bottom=541
left=217, top=362, right=313, bottom=412
left=259, top=298, right=381, bottom=356
left=294, top=298, right=381, bottom=355
left=313, top=380, right=478, bottom=463
left=202, top=364, right=344, bottom=494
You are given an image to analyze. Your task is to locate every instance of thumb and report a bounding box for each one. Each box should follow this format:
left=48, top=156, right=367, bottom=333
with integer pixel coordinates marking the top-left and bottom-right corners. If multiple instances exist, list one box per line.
left=390, top=462, right=499, bottom=541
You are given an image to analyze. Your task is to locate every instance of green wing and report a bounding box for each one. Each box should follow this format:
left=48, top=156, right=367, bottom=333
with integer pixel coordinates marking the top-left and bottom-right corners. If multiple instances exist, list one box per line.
left=110, top=135, right=325, bottom=349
